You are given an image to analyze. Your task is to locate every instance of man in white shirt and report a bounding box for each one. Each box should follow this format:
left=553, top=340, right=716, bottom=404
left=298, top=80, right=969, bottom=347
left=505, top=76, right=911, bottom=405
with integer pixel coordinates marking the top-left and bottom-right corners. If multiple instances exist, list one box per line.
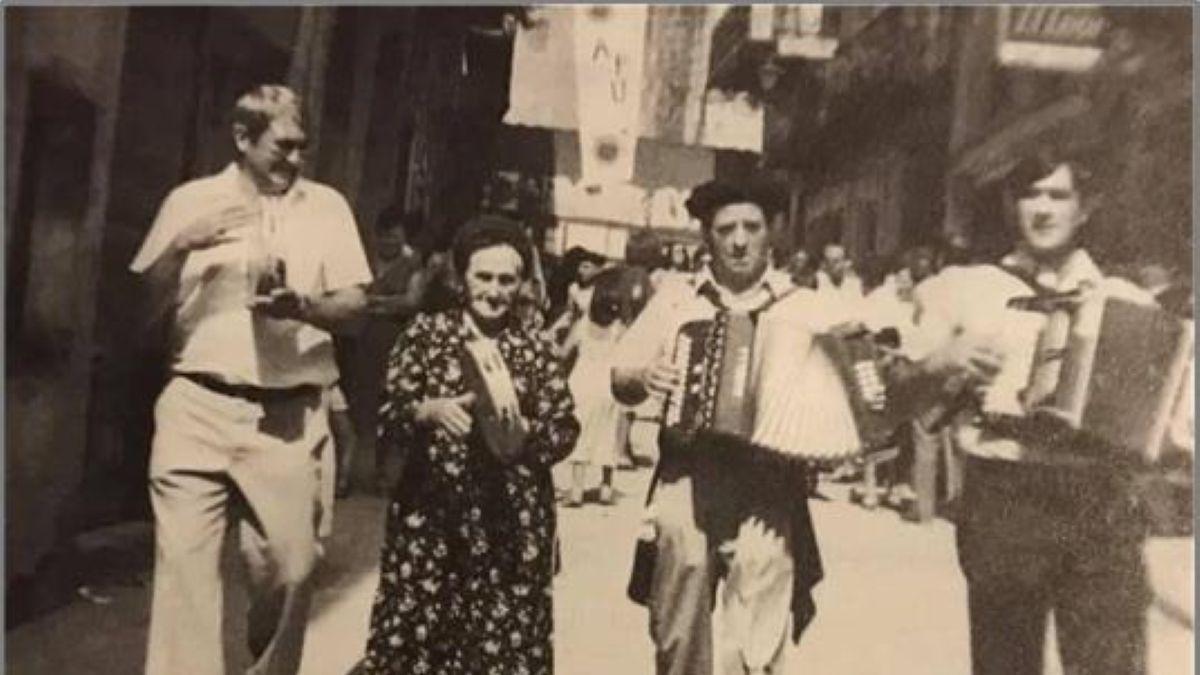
left=130, top=85, right=371, bottom=675
left=899, top=156, right=1169, bottom=675
left=612, top=180, right=823, bottom=675
left=815, top=242, right=865, bottom=305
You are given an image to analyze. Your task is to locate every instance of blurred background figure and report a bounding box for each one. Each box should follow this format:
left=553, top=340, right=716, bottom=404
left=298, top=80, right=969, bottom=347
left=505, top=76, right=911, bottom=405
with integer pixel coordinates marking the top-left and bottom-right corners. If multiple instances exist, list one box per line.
left=858, top=245, right=944, bottom=514
left=788, top=248, right=817, bottom=289
left=546, top=246, right=607, bottom=346
left=906, top=245, right=938, bottom=286
left=817, top=242, right=865, bottom=304
left=1138, top=262, right=1192, bottom=318
left=513, top=225, right=551, bottom=331
left=353, top=206, right=429, bottom=496
left=938, top=231, right=974, bottom=269
left=326, top=383, right=355, bottom=503
left=620, top=231, right=669, bottom=469
left=666, top=242, right=691, bottom=272
left=562, top=266, right=632, bottom=506
left=419, top=245, right=460, bottom=315
left=625, top=229, right=667, bottom=291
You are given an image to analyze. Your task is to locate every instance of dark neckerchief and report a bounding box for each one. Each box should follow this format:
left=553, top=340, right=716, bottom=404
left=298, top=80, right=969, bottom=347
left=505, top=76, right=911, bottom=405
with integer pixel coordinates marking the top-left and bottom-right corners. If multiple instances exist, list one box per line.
left=695, top=277, right=780, bottom=315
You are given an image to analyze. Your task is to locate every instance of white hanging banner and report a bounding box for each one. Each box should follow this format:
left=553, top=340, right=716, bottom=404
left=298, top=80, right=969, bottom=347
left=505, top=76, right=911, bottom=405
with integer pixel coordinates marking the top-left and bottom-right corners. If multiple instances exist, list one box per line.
left=700, top=90, right=764, bottom=153
left=573, top=4, right=649, bottom=187
left=505, top=7, right=578, bottom=130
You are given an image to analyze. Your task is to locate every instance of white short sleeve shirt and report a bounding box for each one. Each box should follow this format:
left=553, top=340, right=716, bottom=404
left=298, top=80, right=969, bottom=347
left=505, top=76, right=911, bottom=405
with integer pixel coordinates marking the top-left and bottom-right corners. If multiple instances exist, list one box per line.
left=130, top=164, right=372, bottom=388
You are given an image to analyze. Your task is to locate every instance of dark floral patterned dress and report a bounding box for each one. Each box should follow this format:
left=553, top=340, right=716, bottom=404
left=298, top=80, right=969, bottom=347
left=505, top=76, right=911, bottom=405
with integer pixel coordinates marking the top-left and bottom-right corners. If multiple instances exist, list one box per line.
left=362, top=310, right=579, bottom=675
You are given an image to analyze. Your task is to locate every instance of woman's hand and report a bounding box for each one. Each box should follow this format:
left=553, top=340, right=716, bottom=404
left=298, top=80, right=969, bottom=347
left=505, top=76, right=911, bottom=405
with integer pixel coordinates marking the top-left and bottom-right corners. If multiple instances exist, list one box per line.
left=415, top=393, right=477, bottom=437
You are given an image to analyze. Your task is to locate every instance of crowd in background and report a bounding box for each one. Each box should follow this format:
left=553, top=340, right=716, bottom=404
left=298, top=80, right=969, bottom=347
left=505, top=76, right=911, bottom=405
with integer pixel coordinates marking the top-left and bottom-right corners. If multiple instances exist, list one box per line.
left=337, top=208, right=1193, bottom=522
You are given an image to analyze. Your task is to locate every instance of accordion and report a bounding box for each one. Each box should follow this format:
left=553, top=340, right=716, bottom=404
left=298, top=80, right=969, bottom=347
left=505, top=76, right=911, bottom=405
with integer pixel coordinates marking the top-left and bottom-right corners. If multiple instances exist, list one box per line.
left=810, top=330, right=899, bottom=451
left=460, top=337, right=528, bottom=464
left=1006, top=293, right=1194, bottom=462
left=661, top=301, right=891, bottom=463
left=663, top=312, right=757, bottom=438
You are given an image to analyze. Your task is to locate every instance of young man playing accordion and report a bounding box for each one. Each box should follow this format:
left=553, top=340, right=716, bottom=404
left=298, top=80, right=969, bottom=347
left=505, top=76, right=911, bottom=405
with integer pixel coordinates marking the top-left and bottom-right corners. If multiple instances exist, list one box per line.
left=895, top=155, right=1193, bottom=675
left=612, top=179, right=860, bottom=675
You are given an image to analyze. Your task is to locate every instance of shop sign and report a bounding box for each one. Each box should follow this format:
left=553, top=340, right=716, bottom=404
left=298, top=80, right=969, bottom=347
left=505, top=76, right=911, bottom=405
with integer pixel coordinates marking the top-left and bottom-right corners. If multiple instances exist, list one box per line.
left=997, top=5, right=1106, bottom=72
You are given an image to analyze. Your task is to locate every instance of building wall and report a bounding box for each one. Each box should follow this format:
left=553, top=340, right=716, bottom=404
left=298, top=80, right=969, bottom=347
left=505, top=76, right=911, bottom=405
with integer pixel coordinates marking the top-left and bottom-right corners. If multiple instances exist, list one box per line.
left=6, top=7, right=129, bottom=580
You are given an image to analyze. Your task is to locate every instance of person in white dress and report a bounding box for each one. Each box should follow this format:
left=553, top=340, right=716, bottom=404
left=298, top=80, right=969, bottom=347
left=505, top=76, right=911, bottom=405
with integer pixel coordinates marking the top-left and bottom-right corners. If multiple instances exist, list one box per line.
left=562, top=266, right=630, bottom=506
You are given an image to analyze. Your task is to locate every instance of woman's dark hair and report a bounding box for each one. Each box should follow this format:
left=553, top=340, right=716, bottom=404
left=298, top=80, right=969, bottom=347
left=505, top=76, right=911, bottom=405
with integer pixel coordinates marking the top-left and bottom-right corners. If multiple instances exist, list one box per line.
left=587, top=266, right=627, bottom=327
left=451, top=214, right=534, bottom=280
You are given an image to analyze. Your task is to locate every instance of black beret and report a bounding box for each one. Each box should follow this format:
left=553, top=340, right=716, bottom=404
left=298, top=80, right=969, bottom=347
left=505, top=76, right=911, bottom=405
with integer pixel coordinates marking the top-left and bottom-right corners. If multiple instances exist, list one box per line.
left=684, top=178, right=786, bottom=227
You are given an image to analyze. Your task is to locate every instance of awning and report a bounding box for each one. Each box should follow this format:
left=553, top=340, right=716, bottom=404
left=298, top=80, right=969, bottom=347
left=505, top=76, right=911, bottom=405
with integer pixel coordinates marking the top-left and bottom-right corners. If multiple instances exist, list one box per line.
left=951, top=94, right=1092, bottom=187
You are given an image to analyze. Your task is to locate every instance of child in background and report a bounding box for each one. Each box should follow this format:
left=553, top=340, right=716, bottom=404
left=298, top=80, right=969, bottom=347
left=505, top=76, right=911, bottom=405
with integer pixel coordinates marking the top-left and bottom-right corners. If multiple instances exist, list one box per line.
left=562, top=267, right=630, bottom=506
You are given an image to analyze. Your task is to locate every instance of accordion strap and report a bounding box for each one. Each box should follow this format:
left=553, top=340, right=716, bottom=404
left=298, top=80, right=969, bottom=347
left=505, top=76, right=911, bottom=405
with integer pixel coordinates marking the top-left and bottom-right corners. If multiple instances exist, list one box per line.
left=642, top=462, right=662, bottom=507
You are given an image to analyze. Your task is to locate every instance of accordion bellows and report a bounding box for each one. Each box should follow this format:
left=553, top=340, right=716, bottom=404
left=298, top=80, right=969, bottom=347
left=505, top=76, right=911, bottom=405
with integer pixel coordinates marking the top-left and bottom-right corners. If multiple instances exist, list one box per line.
left=750, top=291, right=865, bottom=462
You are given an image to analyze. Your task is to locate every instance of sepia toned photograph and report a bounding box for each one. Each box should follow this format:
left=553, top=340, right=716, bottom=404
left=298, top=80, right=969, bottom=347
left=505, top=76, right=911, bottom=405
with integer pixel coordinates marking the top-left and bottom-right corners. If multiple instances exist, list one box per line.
left=4, top=4, right=1194, bottom=674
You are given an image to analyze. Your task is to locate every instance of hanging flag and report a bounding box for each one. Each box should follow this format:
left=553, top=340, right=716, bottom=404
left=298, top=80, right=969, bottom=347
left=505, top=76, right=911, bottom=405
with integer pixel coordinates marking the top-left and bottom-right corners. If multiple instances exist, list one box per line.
left=573, top=4, right=649, bottom=186
left=639, top=5, right=718, bottom=146
left=505, top=7, right=578, bottom=130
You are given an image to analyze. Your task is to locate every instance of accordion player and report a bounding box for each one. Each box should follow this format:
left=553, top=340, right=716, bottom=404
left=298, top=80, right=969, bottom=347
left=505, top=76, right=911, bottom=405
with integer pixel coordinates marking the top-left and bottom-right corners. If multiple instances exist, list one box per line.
left=659, top=289, right=899, bottom=464
left=997, top=290, right=1194, bottom=463
left=459, top=334, right=528, bottom=464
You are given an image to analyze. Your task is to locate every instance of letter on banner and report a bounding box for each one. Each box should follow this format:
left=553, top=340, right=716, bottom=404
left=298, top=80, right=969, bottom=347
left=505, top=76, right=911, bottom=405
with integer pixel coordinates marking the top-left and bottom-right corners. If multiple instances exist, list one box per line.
left=574, top=5, right=648, bottom=187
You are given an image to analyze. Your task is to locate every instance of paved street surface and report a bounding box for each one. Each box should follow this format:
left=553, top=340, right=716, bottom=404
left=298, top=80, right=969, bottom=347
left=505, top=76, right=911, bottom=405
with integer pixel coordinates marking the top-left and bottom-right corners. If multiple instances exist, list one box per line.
left=7, top=465, right=1193, bottom=674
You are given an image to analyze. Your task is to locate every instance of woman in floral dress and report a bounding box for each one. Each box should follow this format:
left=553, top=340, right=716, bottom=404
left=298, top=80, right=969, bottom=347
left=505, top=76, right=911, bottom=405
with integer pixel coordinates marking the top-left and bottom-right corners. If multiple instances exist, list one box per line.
left=362, top=215, right=579, bottom=675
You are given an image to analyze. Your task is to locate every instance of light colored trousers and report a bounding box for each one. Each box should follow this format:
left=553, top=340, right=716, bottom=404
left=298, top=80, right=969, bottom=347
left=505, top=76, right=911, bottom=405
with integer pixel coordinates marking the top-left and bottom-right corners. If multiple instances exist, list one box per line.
left=649, top=457, right=795, bottom=675
left=145, top=376, right=329, bottom=675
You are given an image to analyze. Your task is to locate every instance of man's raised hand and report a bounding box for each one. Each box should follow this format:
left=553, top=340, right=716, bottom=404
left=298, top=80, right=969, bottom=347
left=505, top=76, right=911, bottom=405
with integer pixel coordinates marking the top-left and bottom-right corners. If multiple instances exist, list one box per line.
left=172, top=204, right=260, bottom=254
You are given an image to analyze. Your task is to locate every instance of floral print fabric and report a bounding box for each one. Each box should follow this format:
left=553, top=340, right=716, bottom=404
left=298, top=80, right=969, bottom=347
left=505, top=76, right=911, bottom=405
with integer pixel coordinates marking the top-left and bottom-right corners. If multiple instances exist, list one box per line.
left=362, top=310, right=579, bottom=675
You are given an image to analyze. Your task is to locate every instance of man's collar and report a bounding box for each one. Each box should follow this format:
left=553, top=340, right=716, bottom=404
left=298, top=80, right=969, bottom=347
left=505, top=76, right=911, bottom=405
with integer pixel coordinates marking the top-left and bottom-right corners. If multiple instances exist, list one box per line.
left=1000, top=247, right=1102, bottom=290
left=219, top=162, right=309, bottom=203
left=693, top=265, right=791, bottom=298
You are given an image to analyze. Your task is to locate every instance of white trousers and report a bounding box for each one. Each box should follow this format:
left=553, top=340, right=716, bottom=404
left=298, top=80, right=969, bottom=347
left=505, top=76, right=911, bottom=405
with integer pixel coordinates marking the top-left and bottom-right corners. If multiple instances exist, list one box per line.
left=145, top=376, right=329, bottom=675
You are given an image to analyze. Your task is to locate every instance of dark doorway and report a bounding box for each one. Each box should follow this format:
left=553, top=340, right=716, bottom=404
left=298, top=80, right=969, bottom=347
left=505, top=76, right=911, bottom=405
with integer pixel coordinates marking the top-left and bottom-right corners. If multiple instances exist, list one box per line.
left=7, top=71, right=96, bottom=374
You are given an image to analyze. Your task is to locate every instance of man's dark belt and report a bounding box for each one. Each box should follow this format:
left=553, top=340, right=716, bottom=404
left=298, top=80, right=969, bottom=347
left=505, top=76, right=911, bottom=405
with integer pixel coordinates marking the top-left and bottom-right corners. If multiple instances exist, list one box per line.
left=180, top=372, right=321, bottom=404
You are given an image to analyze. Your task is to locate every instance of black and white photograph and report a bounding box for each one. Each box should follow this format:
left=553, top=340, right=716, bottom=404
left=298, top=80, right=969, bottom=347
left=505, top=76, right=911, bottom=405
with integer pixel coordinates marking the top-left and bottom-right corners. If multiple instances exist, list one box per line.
left=4, top=4, right=1195, bottom=674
